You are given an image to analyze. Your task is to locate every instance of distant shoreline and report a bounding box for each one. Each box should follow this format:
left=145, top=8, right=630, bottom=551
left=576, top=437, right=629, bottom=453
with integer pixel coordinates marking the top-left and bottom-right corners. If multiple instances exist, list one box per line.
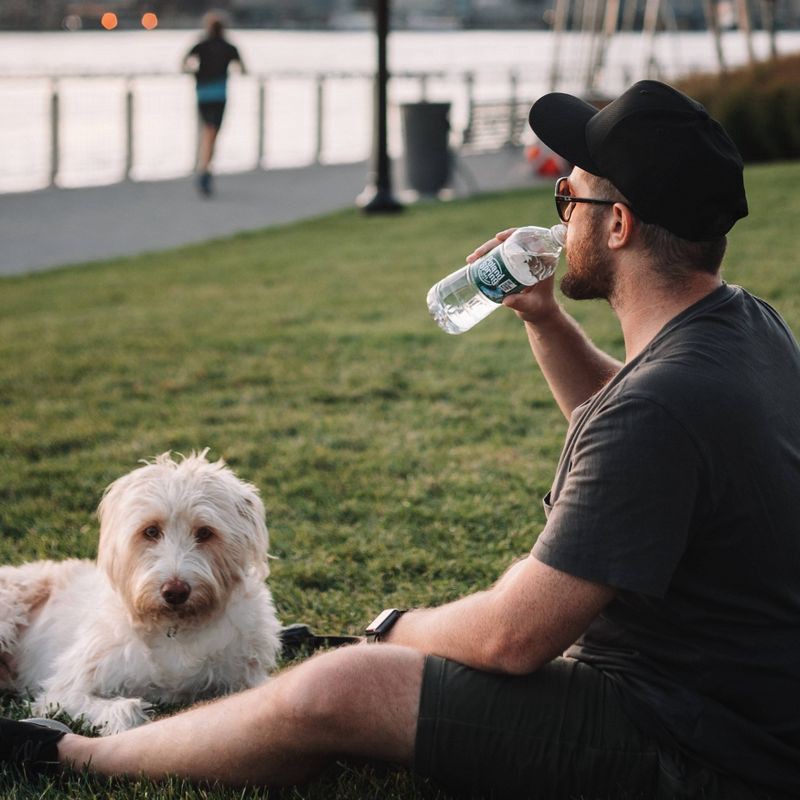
left=1, top=29, right=798, bottom=193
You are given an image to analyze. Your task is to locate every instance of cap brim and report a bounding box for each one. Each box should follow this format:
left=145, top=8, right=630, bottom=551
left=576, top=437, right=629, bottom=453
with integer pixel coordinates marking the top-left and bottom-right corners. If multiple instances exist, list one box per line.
left=528, top=93, right=600, bottom=174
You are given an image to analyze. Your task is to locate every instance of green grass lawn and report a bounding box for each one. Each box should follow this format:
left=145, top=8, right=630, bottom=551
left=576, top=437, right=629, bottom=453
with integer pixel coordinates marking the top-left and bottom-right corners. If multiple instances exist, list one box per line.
left=2, top=161, right=799, bottom=799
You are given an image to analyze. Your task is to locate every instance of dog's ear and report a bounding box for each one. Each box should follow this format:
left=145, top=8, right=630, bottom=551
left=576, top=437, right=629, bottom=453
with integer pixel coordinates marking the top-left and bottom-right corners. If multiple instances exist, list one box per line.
left=96, top=470, right=131, bottom=574
left=232, top=481, right=272, bottom=578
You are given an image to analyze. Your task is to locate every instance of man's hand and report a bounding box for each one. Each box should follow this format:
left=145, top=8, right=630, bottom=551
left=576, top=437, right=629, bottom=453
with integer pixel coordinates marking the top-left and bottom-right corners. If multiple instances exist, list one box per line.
left=466, top=228, right=561, bottom=326
left=503, top=276, right=560, bottom=326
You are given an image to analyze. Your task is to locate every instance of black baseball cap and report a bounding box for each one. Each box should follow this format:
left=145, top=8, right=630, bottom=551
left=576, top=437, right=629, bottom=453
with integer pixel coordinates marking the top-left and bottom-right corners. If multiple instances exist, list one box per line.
left=528, top=80, right=748, bottom=241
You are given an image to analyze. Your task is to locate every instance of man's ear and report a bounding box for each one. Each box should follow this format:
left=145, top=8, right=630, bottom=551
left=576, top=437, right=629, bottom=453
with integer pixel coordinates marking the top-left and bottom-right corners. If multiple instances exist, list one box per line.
left=607, top=203, right=634, bottom=250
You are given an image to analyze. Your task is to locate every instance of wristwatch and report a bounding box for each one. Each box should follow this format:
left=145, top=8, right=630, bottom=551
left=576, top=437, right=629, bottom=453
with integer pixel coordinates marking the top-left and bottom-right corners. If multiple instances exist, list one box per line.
left=365, top=608, right=408, bottom=643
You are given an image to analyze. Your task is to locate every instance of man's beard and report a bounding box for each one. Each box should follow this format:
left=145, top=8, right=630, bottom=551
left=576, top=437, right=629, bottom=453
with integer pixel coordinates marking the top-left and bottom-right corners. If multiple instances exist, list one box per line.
left=559, top=216, right=616, bottom=301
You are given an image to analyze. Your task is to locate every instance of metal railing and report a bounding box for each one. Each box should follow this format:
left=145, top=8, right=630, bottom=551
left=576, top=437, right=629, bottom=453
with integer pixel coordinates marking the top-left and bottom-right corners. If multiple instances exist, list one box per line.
left=0, top=68, right=544, bottom=193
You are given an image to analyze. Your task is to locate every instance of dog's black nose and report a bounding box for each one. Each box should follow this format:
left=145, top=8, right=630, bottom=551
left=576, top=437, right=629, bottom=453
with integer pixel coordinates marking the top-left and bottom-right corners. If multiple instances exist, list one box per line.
left=161, top=579, right=191, bottom=606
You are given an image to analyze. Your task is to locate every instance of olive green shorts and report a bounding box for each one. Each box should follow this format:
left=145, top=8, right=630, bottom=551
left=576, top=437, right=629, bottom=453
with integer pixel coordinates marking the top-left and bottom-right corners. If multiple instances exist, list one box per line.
left=413, top=655, right=770, bottom=800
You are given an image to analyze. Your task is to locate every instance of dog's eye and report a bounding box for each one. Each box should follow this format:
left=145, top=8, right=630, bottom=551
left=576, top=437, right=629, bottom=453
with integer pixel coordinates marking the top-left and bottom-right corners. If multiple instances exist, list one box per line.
left=195, top=526, right=214, bottom=542
left=143, top=525, right=161, bottom=540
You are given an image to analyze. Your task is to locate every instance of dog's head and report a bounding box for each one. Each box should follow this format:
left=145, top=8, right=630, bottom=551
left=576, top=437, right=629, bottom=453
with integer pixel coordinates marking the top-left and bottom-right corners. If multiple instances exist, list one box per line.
left=97, top=450, right=270, bottom=630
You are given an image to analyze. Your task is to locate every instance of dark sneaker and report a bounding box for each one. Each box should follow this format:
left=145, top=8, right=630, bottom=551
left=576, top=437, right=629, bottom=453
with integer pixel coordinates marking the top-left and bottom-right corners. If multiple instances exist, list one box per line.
left=0, top=717, right=70, bottom=768
left=197, top=172, right=213, bottom=197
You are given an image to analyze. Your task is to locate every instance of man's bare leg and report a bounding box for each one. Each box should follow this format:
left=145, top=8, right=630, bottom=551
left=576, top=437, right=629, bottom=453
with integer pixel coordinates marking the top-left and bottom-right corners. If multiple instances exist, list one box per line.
left=197, top=124, right=218, bottom=174
left=57, top=644, right=424, bottom=788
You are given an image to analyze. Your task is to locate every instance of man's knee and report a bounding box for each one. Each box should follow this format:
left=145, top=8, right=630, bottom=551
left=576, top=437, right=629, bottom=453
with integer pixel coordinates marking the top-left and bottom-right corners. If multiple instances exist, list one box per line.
left=271, top=644, right=424, bottom=762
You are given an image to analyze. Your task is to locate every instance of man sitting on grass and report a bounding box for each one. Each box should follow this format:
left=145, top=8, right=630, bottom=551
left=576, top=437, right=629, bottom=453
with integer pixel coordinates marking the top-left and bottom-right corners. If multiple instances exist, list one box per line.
left=3, top=80, right=799, bottom=800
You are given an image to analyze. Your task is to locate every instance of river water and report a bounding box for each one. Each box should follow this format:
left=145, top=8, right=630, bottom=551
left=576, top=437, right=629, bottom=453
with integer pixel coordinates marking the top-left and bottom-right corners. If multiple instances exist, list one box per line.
left=0, top=28, right=796, bottom=192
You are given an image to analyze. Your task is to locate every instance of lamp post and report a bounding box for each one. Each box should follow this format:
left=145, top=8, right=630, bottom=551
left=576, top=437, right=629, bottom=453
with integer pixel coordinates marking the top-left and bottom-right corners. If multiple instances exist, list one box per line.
left=358, top=0, right=403, bottom=213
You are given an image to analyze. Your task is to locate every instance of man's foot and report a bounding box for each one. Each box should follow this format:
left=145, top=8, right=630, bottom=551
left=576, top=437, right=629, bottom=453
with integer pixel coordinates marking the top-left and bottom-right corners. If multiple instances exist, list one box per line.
left=197, top=171, right=213, bottom=197
left=0, top=717, right=70, bottom=768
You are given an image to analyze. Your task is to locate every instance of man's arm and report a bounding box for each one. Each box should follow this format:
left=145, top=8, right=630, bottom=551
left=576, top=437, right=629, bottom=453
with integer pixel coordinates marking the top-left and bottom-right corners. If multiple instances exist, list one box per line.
left=232, top=46, right=246, bottom=75
left=182, top=51, right=199, bottom=74
left=511, top=291, right=622, bottom=419
left=467, top=230, right=622, bottom=419
left=382, top=555, right=615, bottom=675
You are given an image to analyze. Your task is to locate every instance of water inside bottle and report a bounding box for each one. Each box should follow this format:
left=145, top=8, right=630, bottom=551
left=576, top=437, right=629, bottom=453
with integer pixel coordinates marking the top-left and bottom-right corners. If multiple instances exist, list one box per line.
left=427, top=264, right=498, bottom=335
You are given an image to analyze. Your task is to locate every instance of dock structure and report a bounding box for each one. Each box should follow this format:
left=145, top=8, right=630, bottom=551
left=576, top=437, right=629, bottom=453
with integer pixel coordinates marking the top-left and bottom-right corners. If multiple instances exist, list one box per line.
left=546, top=0, right=777, bottom=97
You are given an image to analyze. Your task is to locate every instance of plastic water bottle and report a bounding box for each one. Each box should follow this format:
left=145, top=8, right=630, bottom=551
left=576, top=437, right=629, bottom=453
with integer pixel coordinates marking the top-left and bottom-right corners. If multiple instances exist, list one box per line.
left=427, top=224, right=566, bottom=335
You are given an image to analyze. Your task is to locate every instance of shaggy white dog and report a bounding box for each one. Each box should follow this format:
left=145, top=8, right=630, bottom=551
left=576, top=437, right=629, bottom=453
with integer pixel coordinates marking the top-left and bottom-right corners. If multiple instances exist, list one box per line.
left=0, top=450, right=282, bottom=735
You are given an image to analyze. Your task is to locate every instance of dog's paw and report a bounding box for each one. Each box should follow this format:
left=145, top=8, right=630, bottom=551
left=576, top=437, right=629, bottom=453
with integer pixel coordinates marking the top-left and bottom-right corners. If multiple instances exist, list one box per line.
left=90, top=698, right=155, bottom=735
left=31, top=697, right=63, bottom=719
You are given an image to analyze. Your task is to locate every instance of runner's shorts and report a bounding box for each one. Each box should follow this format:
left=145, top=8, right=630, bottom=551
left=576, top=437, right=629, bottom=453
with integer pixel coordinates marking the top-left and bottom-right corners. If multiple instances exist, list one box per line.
left=198, top=101, right=226, bottom=129
left=413, top=655, right=772, bottom=799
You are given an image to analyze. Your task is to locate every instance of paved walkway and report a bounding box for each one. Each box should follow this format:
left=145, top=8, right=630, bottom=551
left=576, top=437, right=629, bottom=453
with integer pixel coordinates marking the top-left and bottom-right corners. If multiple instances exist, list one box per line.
left=0, top=149, right=540, bottom=277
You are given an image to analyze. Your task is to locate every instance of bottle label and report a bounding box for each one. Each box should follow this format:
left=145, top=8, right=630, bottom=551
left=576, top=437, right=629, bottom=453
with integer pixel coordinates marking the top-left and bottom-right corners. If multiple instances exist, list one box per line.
left=469, top=251, right=526, bottom=303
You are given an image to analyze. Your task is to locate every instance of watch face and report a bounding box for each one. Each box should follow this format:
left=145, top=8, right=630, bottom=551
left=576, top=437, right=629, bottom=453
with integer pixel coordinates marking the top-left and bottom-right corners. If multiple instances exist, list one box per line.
left=366, top=608, right=397, bottom=633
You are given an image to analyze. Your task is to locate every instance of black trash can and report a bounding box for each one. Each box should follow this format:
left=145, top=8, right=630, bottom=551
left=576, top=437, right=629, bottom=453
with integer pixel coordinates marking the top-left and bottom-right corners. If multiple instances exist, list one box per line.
left=401, top=102, right=451, bottom=196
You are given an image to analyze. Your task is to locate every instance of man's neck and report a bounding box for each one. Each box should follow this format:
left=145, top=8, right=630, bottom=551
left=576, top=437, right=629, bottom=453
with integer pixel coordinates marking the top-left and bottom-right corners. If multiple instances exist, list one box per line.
left=612, top=267, right=723, bottom=362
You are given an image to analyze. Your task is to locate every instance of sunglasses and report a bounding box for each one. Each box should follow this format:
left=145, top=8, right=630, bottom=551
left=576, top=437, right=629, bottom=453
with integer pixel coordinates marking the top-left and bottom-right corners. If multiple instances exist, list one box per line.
left=554, top=176, right=617, bottom=223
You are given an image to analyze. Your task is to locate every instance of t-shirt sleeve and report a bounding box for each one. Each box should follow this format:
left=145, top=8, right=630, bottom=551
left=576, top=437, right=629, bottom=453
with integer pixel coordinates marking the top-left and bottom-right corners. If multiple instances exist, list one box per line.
left=533, top=395, right=703, bottom=597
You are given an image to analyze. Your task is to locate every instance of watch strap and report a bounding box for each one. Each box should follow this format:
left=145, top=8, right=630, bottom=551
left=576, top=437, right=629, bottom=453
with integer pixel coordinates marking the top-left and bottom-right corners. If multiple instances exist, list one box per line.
left=365, top=608, right=408, bottom=642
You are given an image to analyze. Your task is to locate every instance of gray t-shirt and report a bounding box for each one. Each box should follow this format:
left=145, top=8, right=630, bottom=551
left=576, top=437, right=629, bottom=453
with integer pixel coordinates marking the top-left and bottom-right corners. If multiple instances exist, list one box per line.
left=533, top=284, right=800, bottom=795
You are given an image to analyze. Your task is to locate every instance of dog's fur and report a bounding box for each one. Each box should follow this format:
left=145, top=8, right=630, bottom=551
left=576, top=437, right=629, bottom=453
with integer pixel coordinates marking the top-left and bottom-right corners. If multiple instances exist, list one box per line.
left=0, top=451, right=282, bottom=735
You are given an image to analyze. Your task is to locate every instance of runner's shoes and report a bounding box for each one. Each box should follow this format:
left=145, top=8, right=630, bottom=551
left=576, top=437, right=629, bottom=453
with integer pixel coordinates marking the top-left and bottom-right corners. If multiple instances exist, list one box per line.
left=197, top=171, right=213, bottom=197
